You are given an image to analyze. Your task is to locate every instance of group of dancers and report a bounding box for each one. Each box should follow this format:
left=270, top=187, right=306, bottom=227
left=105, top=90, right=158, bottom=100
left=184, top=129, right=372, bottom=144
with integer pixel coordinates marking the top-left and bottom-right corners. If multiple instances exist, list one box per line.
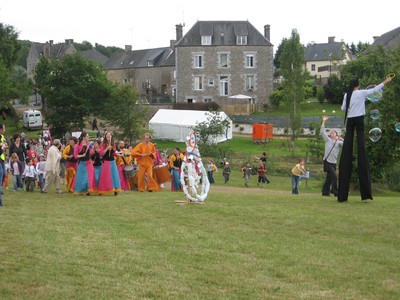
left=63, top=131, right=186, bottom=195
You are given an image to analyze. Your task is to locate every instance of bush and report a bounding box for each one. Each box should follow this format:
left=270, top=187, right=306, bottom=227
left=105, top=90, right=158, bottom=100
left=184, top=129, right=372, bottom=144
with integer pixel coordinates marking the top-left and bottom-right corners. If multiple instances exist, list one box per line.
left=316, top=85, right=325, bottom=104
left=269, top=89, right=284, bottom=109
left=198, top=143, right=234, bottom=161
left=384, top=164, right=400, bottom=192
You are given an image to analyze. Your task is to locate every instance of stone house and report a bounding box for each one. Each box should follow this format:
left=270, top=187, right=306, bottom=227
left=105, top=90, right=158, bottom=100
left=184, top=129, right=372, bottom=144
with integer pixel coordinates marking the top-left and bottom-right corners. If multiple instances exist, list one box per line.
left=26, top=39, right=78, bottom=79
left=304, top=36, right=353, bottom=83
left=103, top=24, right=184, bottom=103
left=174, top=21, right=274, bottom=115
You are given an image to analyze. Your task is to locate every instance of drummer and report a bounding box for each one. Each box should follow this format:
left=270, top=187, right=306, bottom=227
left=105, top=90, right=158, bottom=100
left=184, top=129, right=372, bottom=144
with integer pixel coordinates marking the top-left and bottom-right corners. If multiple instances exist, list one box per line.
left=131, top=133, right=159, bottom=192
left=169, top=147, right=184, bottom=192
left=115, top=140, right=132, bottom=191
left=152, top=143, right=163, bottom=166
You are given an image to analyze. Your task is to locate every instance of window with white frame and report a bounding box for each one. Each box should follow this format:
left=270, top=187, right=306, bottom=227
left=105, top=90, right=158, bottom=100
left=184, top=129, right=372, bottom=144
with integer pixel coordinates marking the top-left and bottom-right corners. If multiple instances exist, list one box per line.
left=218, top=53, right=228, bottom=68
left=311, top=64, right=316, bottom=71
left=245, top=75, right=255, bottom=90
left=219, top=76, right=229, bottom=96
left=147, top=60, right=154, bottom=67
left=236, top=35, right=247, bottom=45
left=201, top=35, right=212, bottom=45
left=193, top=53, right=203, bottom=68
left=245, top=54, right=255, bottom=68
left=204, top=97, right=213, bottom=103
left=208, top=78, right=214, bottom=86
left=194, top=76, right=203, bottom=90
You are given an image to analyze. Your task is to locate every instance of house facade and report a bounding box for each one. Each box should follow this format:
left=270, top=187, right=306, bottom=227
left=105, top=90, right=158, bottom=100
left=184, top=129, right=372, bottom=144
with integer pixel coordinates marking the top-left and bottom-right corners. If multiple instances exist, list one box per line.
left=304, top=36, right=353, bottom=83
left=26, top=39, right=78, bottom=79
left=104, top=45, right=175, bottom=102
left=174, top=21, right=274, bottom=114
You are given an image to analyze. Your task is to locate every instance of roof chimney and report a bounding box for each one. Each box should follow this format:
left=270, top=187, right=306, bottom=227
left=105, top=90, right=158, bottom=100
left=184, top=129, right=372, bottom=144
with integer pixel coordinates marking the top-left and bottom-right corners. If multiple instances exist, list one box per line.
left=170, top=39, right=176, bottom=50
left=49, top=40, right=54, bottom=46
left=125, top=45, right=132, bottom=52
left=44, top=41, right=50, bottom=57
left=328, top=36, right=335, bottom=43
left=65, top=39, right=74, bottom=45
left=176, top=24, right=183, bottom=42
left=264, top=24, right=271, bottom=41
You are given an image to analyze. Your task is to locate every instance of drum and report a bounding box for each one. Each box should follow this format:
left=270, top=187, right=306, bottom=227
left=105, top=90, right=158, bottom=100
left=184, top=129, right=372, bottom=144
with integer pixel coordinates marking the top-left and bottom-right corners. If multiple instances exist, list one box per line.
left=124, top=165, right=138, bottom=178
left=129, top=173, right=138, bottom=191
left=153, top=165, right=171, bottom=183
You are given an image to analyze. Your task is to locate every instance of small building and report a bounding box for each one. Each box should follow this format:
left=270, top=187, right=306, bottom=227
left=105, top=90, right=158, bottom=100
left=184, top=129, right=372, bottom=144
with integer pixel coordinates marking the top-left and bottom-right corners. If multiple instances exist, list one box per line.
left=149, top=109, right=232, bottom=143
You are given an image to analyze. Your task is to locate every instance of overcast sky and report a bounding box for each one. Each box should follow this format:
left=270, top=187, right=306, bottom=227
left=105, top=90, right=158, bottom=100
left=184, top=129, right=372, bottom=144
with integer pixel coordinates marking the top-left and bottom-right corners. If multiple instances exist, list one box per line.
left=1, top=0, right=398, bottom=52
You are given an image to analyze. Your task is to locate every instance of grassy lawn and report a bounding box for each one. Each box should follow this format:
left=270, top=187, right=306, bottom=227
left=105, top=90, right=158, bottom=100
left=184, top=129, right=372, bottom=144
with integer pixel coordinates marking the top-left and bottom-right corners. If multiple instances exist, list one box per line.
left=255, top=100, right=344, bottom=117
left=2, top=101, right=399, bottom=299
left=1, top=170, right=400, bottom=299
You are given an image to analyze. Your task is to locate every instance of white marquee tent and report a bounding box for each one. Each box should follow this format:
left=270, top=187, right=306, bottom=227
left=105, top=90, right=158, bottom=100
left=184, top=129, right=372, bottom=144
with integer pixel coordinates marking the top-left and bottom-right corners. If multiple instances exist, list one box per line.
left=149, top=109, right=233, bottom=143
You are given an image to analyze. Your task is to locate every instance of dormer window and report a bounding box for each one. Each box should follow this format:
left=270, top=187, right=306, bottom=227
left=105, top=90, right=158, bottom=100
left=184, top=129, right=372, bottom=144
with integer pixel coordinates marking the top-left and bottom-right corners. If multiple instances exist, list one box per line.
left=236, top=36, right=247, bottom=45
left=201, top=35, right=212, bottom=45
left=147, top=60, right=154, bottom=67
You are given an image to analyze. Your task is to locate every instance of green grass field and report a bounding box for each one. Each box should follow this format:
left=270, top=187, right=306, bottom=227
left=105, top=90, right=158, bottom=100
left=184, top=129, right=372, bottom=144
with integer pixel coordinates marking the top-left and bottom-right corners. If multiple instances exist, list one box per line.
left=3, top=100, right=399, bottom=299
left=1, top=171, right=399, bottom=299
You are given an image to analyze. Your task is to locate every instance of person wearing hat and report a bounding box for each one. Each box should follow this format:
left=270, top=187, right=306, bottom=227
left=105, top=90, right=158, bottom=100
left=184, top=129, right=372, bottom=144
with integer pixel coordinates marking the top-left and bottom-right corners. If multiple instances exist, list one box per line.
left=42, top=139, right=62, bottom=194
left=222, top=161, right=231, bottom=184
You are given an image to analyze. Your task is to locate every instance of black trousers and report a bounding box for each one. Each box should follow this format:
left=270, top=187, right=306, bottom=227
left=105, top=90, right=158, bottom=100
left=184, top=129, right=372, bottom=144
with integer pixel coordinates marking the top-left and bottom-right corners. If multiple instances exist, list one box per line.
left=322, top=162, right=337, bottom=196
left=338, top=116, right=372, bottom=201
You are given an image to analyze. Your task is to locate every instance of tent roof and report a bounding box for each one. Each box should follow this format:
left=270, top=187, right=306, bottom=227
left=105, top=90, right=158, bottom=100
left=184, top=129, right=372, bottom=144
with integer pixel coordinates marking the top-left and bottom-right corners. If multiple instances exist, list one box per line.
left=149, top=109, right=230, bottom=126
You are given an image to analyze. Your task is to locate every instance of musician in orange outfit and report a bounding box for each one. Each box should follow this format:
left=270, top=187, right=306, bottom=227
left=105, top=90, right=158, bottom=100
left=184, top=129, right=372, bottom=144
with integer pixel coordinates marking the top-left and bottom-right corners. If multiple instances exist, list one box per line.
left=62, top=136, right=78, bottom=192
left=131, top=133, right=159, bottom=192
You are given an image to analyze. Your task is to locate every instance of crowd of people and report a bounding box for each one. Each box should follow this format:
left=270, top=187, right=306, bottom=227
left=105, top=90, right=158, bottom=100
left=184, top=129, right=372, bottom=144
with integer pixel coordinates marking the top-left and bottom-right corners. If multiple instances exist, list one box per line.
left=0, top=74, right=394, bottom=206
left=0, top=128, right=212, bottom=202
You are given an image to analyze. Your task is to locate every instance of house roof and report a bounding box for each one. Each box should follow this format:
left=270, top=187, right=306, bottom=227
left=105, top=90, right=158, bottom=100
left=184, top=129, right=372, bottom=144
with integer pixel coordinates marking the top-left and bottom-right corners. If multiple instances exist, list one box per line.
left=372, top=26, right=400, bottom=47
left=304, top=42, right=348, bottom=61
left=175, top=20, right=272, bottom=47
left=104, top=47, right=174, bottom=70
left=149, top=109, right=231, bottom=127
left=32, top=42, right=75, bottom=58
left=80, top=49, right=108, bottom=66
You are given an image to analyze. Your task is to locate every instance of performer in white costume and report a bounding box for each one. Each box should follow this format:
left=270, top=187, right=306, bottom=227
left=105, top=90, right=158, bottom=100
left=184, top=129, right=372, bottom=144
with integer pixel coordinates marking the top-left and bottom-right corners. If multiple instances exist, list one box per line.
left=179, top=131, right=210, bottom=202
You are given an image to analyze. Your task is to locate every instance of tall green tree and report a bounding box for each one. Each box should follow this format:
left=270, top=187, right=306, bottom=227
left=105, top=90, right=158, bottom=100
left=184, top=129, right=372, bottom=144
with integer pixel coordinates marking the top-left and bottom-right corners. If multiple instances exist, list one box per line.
left=102, top=84, right=146, bottom=144
left=273, top=38, right=288, bottom=77
left=0, top=23, right=21, bottom=69
left=0, top=61, right=12, bottom=110
left=0, top=23, right=32, bottom=110
left=35, top=54, right=112, bottom=136
left=339, top=46, right=400, bottom=183
left=280, top=29, right=308, bottom=147
left=9, top=66, right=34, bottom=105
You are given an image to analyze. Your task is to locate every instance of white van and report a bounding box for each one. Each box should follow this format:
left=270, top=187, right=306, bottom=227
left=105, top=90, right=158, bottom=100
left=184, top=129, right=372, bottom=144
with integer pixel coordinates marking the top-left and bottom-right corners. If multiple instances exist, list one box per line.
left=23, top=109, right=43, bottom=130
